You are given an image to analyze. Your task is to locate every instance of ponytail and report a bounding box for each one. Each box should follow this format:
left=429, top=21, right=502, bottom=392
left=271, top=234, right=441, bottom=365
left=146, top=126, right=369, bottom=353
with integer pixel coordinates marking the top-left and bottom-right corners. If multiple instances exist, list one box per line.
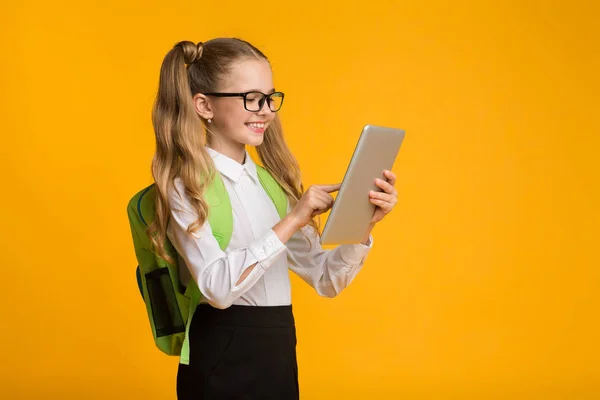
left=148, top=41, right=213, bottom=264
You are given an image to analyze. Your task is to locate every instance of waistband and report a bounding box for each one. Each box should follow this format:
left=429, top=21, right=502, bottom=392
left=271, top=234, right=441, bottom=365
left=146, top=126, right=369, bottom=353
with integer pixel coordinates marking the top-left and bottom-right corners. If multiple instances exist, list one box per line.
left=194, top=304, right=295, bottom=328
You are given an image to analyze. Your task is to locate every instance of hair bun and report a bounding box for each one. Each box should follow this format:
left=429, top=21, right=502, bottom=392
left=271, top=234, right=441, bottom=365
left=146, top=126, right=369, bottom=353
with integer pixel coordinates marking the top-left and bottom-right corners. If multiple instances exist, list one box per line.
left=180, top=41, right=204, bottom=65
left=194, top=42, right=204, bottom=62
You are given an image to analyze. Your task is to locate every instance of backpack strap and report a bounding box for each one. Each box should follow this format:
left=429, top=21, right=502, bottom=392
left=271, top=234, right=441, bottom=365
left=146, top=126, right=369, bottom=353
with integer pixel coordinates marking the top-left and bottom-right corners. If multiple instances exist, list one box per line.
left=180, top=172, right=234, bottom=365
left=179, top=281, right=201, bottom=365
left=205, top=171, right=234, bottom=249
left=256, top=165, right=288, bottom=219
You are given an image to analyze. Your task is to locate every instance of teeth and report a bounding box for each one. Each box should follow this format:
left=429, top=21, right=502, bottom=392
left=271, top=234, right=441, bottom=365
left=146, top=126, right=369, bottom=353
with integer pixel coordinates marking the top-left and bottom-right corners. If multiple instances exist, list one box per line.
left=246, top=123, right=265, bottom=129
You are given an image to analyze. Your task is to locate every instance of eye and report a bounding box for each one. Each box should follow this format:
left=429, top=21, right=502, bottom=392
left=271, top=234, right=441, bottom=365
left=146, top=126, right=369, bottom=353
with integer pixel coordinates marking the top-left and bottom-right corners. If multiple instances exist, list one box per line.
left=245, top=93, right=261, bottom=102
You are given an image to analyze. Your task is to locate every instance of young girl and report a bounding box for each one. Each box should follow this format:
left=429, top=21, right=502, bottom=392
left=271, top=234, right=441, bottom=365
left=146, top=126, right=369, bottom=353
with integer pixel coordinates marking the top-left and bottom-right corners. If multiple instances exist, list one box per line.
left=149, top=38, right=398, bottom=399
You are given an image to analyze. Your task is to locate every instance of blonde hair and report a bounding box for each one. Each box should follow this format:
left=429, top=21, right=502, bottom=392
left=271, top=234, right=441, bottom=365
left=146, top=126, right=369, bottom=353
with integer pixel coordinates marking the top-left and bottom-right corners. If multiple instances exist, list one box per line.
left=149, top=38, right=312, bottom=264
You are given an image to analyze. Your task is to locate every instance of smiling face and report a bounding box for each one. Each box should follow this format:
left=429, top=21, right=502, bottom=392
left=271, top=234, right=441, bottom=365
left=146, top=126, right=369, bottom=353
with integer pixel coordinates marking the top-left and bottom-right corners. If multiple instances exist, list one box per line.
left=195, top=58, right=277, bottom=162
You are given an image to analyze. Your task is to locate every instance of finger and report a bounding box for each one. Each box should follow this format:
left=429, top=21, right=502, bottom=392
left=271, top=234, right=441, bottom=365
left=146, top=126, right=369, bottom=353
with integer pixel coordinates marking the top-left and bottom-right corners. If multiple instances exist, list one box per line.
left=311, top=196, right=331, bottom=212
left=383, top=170, right=397, bottom=186
left=375, top=178, right=395, bottom=195
left=315, top=190, right=335, bottom=205
left=369, top=197, right=393, bottom=212
left=311, top=202, right=331, bottom=216
left=306, top=191, right=334, bottom=210
left=313, top=183, right=342, bottom=193
left=369, top=191, right=396, bottom=203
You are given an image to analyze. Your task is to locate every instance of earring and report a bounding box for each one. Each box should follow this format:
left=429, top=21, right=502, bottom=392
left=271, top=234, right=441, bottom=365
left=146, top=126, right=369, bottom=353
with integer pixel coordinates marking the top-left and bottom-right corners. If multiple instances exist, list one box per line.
left=207, top=118, right=212, bottom=124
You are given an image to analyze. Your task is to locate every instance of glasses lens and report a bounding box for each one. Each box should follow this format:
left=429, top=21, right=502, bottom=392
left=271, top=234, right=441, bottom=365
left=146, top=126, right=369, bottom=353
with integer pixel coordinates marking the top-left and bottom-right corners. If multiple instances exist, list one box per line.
left=244, top=92, right=264, bottom=112
left=244, top=92, right=284, bottom=112
left=268, top=92, right=284, bottom=111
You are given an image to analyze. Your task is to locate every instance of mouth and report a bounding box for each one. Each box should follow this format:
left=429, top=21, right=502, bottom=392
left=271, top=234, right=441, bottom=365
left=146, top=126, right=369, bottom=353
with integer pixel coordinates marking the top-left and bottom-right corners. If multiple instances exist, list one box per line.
left=245, top=121, right=266, bottom=134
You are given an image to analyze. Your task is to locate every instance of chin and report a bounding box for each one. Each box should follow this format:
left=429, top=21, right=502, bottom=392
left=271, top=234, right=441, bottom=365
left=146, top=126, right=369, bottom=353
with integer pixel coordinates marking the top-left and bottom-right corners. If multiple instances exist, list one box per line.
left=240, top=126, right=267, bottom=147
left=246, top=135, right=265, bottom=147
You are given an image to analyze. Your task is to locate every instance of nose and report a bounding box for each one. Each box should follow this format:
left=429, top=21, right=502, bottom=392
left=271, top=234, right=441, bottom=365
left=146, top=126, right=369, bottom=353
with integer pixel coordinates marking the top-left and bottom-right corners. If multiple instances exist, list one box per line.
left=256, top=97, right=274, bottom=117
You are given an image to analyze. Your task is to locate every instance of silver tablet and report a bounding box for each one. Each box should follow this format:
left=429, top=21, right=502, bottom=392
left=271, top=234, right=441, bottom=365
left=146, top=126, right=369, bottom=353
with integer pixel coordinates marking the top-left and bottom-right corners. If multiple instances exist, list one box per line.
left=320, top=125, right=406, bottom=245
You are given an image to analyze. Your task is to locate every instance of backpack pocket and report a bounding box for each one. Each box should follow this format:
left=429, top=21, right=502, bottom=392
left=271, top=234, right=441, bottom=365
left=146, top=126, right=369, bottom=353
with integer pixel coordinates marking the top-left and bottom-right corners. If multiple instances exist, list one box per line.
left=145, top=267, right=186, bottom=337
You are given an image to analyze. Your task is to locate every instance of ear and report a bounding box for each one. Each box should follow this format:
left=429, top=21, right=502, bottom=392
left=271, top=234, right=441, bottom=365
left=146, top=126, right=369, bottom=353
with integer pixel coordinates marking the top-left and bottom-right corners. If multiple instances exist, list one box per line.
left=192, top=93, right=213, bottom=120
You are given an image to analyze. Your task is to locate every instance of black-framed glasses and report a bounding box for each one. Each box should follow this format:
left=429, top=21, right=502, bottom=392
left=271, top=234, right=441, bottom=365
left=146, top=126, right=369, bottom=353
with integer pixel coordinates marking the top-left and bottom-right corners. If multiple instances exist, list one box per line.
left=204, top=91, right=285, bottom=112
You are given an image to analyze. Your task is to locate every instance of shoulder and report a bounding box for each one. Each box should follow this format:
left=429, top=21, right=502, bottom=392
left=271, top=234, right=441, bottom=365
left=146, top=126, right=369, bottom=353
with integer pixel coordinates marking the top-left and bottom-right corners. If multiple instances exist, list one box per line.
left=166, top=177, right=195, bottom=216
left=167, top=177, right=186, bottom=201
left=168, top=175, right=220, bottom=214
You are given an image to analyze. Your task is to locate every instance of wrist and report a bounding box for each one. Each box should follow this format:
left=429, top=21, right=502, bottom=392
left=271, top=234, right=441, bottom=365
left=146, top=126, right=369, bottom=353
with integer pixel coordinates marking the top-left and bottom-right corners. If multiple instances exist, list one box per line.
left=361, top=223, right=375, bottom=245
left=273, top=213, right=303, bottom=244
left=284, top=213, right=304, bottom=231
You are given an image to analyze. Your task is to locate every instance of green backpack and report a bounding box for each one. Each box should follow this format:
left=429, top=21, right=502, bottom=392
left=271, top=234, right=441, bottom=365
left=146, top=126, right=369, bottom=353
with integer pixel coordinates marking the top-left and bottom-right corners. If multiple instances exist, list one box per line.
left=127, top=166, right=288, bottom=365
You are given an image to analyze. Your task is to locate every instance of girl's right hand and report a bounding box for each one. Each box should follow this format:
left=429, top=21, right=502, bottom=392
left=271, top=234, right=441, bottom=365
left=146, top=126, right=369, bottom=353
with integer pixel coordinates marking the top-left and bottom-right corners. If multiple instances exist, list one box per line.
left=288, top=184, right=341, bottom=229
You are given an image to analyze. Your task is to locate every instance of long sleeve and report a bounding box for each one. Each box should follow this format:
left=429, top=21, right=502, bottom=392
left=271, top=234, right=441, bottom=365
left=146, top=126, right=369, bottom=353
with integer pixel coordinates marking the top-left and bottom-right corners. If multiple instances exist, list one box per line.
left=286, top=223, right=373, bottom=298
left=166, top=180, right=286, bottom=309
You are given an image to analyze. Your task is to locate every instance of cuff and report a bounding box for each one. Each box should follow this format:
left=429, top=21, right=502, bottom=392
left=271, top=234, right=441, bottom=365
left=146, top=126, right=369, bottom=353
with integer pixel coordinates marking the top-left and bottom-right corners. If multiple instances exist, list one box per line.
left=248, top=229, right=285, bottom=267
left=338, top=235, right=374, bottom=265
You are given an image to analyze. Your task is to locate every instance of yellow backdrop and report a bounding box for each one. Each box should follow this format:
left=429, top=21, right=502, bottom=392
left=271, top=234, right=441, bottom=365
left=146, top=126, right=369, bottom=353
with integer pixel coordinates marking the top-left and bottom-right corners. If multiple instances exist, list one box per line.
left=1, top=0, right=598, bottom=398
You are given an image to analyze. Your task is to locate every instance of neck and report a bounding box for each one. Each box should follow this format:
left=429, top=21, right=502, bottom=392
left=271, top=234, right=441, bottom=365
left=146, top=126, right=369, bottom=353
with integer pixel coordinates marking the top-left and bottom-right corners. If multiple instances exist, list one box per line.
left=208, top=137, right=246, bottom=164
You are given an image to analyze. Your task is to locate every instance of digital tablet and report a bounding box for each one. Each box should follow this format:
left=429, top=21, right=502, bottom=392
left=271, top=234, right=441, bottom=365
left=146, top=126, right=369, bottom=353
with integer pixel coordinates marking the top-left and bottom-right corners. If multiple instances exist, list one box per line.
left=320, top=125, right=406, bottom=245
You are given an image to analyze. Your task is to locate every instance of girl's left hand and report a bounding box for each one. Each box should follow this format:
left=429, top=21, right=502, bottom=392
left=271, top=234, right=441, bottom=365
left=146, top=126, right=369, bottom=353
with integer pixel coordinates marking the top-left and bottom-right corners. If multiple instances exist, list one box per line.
left=369, top=170, right=398, bottom=224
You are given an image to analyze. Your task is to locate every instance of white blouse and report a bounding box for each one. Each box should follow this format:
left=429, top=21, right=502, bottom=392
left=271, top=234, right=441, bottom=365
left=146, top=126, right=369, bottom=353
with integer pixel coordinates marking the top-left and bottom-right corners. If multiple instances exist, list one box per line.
left=166, top=147, right=373, bottom=309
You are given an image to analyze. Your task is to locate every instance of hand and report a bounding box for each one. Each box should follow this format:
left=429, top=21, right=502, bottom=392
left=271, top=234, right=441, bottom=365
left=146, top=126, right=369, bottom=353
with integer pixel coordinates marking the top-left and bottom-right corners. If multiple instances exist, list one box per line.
left=369, top=170, right=398, bottom=224
left=289, top=184, right=341, bottom=229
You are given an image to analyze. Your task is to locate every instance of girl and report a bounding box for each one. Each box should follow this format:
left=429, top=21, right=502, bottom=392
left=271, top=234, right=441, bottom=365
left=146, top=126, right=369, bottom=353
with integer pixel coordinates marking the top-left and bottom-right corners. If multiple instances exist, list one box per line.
left=148, top=38, right=398, bottom=399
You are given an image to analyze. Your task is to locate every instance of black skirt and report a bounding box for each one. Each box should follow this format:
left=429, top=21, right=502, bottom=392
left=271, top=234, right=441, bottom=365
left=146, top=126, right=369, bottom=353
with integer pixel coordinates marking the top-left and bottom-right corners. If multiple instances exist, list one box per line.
left=177, top=304, right=299, bottom=400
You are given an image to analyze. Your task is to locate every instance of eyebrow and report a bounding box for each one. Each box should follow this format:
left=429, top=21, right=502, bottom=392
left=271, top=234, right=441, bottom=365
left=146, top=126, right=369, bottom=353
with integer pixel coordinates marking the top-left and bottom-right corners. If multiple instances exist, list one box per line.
left=246, top=88, right=276, bottom=93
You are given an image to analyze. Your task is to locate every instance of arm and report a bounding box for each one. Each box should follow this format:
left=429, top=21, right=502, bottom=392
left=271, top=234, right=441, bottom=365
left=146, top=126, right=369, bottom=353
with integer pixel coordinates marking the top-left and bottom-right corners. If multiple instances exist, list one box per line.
left=285, top=169, right=397, bottom=297
left=167, top=180, right=298, bottom=309
left=234, top=214, right=307, bottom=284
left=286, top=209, right=374, bottom=298
left=361, top=223, right=375, bottom=245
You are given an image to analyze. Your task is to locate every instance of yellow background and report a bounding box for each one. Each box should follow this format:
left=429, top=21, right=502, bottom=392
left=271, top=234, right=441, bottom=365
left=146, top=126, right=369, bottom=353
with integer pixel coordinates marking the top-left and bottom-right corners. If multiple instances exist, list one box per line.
left=1, top=0, right=599, bottom=398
